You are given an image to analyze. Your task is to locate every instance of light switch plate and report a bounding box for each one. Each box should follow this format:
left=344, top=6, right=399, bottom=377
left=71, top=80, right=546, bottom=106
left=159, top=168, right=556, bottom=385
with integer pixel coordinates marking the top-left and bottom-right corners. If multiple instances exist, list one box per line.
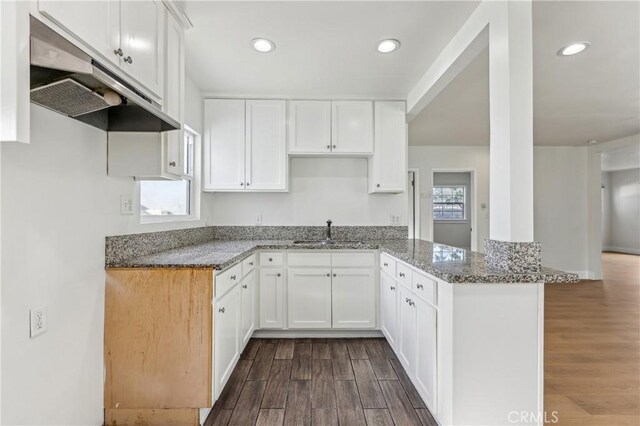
left=120, top=195, right=134, bottom=215
left=30, top=306, right=48, bottom=338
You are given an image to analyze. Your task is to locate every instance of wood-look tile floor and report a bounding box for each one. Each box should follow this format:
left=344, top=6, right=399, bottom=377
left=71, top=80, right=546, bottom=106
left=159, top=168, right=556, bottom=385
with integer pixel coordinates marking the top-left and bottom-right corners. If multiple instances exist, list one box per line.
left=544, top=252, right=640, bottom=426
left=204, top=337, right=437, bottom=426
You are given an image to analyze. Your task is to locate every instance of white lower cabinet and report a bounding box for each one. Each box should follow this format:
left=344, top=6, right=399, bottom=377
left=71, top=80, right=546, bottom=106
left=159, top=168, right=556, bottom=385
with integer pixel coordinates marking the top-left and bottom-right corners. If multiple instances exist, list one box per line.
left=332, top=268, right=376, bottom=328
left=415, top=296, right=438, bottom=412
left=380, top=271, right=398, bottom=347
left=214, top=284, right=241, bottom=399
left=240, top=270, right=256, bottom=346
left=260, top=268, right=284, bottom=328
left=287, top=268, right=332, bottom=328
left=398, top=284, right=417, bottom=369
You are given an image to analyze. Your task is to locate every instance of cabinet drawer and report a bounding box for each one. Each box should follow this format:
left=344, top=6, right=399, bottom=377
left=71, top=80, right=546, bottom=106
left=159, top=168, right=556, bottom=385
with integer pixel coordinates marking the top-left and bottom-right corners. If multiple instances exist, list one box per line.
left=242, top=254, right=257, bottom=277
left=216, top=263, right=242, bottom=298
left=396, top=262, right=412, bottom=288
left=260, top=252, right=284, bottom=266
left=332, top=252, right=375, bottom=267
left=380, top=253, right=396, bottom=276
left=412, top=270, right=437, bottom=306
left=288, top=252, right=331, bottom=267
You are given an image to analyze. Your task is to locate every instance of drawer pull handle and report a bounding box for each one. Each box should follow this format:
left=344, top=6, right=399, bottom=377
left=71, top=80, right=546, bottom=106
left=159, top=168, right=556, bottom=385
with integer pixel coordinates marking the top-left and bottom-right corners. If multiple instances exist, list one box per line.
left=390, top=286, right=395, bottom=291
left=230, top=275, right=236, bottom=280
left=399, top=272, right=405, bottom=278
left=383, top=262, right=388, bottom=267
left=219, top=307, right=225, bottom=313
left=333, top=273, right=337, bottom=277
left=269, top=258, right=273, bottom=262
left=326, top=273, right=330, bottom=277
left=242, top=284, right=248, bottom=289
left=248, top=262, right=254, bottom=266
left=405, top=297, right=410, bottom=303
left=409, top=300, right=415, bottom=306
left=277, top=273, right=281, bottom=277
left=417, top=284, right=424, bottom=289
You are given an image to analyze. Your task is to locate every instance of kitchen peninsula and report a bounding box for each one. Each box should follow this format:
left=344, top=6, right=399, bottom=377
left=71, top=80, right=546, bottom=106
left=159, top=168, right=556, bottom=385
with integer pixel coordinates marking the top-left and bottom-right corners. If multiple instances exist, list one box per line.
left=104, top=226, right=577, bottom=426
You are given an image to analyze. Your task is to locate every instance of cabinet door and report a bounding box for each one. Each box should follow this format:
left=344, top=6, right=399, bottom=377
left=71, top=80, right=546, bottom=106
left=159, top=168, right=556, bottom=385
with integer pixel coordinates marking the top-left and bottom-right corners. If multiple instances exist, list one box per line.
left=240, top=270, right=256, bottom=346
left=397, top=285, right=416, bottom=371
left=288, top=101, right=332, bottom=154
left=332, top=268, right=375, bottom=328
left=415, top=297, right=437, bottom=411
left=203, top=99, right=246, bottom=191
left=370, top=102, right=406, bottom=193
left=214, top=285, right=241, bottom=399
left=260, top=268, right=284, bottom=328
left=38, top=0, right=120, bottom=67
left=162, top=12, right=185, bottom=176
left=287, top=268, right=332, bottom=328
left=380, top=272, right=399, bottom=348
left=120, top=0, right=164, bottom=97
left=331, top=101, right=373, bottom=154
left=245, top=100, right=287, bottom=190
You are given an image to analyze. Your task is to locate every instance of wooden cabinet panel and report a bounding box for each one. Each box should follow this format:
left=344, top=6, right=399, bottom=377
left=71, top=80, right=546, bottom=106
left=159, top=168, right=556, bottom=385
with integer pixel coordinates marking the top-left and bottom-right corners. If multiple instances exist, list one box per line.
left=204, top=99, right=246, bottom=190
left=245, top=100, right=287, bottom=190
left=331, top=268, right=376, bottom=328
left=287, top=268, right=332, bottom=328
left=370, top=101, right=406, bottom=193
left=104, top=269, right=212, bottom=409
left=380, top=271, right=398, bottom=348
left=288, top=100, right=332, bottom=154
left=105, top=408, right=199, bottom=426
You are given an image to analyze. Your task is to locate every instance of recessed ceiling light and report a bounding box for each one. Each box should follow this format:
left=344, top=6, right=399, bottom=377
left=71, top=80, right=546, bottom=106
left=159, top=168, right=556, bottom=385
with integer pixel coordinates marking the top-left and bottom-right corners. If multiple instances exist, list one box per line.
left=377, top=39, right=400, bottom=54
left=557, top=42, right=590, bottom=56
left=587, top=140, right=598, bottom=145
left=251, top=38, right=275, bottom=53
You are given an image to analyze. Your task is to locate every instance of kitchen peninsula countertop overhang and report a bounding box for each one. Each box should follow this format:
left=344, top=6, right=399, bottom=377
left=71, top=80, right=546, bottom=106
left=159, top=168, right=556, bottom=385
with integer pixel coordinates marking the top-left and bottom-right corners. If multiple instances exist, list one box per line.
left=105, top=238, right=579, bottom=284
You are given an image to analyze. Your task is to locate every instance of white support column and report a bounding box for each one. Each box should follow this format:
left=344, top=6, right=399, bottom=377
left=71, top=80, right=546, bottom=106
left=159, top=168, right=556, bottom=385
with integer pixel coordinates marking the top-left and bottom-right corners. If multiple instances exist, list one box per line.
left=488, top=0, right=534, bottom=242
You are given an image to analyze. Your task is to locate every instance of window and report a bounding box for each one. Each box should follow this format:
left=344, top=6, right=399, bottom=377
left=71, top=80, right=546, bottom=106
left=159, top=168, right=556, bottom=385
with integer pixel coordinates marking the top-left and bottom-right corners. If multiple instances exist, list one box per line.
left=432, top=186, right=466, bottom=220
left=140, top=127, right=200, bottom=223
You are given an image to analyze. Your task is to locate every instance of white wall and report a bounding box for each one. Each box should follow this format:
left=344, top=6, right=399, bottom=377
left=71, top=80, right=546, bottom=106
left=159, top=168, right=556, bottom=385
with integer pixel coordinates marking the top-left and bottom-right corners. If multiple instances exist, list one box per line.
left=601, top=171, right=611, bottom=247
left=604, top=168, right=640, bottom=254
left=0, top=79, right=212, bottom=425
left=209, top=157, right=407, bottom=226
left=433, top=172, right=472, bottom=249
left=533, top=147, right=590, bottom=276
left=408, top=146, right=490, bottom=251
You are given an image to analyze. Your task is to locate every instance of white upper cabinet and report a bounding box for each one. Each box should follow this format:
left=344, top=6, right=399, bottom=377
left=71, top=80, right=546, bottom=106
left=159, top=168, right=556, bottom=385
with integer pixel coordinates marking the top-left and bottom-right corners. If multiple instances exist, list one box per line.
left=288, top=101, right=332, bottom=154
left=204, top=99, right=246, bottom=191
left=0, top=0, right=30, bottom=143
left=369, top=102, right=407, bottom=193
left=38, top=0, right=121, bottom=67
left=37, top=0, right=164, bottom=99
left=163, top=11, right=185, bottom=175
left=245, top=100, right=287, bottom=190
left=204, top=99, right=287, bottom=192
left=119, top=0, right=164, bottom=98
left=331, top=101, right=374, bottom=154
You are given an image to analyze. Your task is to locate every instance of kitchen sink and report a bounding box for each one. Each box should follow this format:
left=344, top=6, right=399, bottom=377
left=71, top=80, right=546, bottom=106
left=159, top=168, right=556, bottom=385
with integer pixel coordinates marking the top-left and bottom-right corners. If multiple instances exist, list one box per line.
left=292, top=240, right=365, bottom=245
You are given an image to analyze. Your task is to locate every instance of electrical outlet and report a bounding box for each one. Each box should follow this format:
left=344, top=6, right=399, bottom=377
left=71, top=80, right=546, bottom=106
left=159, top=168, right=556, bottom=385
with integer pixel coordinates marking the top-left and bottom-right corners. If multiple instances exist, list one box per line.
left=256, top=214, right=263, bottom=226
left=120, top=195, right=134, bottom=215
left=30, top=306, right=48, bottom=338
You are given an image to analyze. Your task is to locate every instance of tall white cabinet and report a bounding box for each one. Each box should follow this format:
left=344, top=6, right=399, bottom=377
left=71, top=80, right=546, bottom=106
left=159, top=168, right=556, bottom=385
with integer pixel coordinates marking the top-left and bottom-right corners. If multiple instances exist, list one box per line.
left=369, top=101, right=407, bottom=193
left=204, top=99, right=287, bottom=192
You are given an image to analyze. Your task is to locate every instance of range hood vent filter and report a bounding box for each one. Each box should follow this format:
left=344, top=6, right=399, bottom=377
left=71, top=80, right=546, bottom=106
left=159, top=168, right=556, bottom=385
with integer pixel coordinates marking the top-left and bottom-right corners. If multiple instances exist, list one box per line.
left=30, top=78, right=111, bottom=117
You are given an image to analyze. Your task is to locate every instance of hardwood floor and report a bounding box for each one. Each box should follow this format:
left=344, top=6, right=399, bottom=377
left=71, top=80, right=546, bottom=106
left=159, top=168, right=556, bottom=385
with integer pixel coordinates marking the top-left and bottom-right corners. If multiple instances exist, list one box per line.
left=545, top=252, right=640, bottom=426
left=204, top=338, right=437, bottom=426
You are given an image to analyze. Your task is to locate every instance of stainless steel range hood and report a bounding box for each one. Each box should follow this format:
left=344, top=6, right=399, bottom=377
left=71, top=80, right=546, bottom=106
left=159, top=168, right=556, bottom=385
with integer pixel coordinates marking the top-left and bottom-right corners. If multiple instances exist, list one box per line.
left=29, top=17, right=179, bottom=132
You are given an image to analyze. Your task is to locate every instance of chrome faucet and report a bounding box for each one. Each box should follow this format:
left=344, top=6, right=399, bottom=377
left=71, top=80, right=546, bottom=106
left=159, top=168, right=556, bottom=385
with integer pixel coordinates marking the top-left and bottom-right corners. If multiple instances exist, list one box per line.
left=326, top=219, right=332, bottom=241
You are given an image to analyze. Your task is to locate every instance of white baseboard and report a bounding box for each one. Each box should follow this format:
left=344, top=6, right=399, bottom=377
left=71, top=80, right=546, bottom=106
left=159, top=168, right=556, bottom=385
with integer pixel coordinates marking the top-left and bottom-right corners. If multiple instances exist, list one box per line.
left=252, top=329, right=384, bottom=338
left=602, top=246, right=640, bottom=255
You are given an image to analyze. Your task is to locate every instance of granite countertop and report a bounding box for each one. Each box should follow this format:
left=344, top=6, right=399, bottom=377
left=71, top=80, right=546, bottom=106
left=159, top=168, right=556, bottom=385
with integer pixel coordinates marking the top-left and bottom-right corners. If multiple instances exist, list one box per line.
left=106, top=238, right=579, bottom=284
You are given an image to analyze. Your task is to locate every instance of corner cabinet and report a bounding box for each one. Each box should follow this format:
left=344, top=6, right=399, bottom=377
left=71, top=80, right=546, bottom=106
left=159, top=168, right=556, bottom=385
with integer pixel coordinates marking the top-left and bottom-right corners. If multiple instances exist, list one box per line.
left=204, top=99, right=288, bottom=192
left=369, top=101, right=407, bottom=193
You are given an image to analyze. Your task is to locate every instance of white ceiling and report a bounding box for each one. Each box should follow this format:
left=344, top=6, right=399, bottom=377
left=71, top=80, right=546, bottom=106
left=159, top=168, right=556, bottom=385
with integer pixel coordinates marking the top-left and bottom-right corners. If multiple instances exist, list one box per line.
left=409, top=1, right=640, bottom=147
left=602, top=144, right=640, bottom=172
left=183, top=1, right=480, bottom=99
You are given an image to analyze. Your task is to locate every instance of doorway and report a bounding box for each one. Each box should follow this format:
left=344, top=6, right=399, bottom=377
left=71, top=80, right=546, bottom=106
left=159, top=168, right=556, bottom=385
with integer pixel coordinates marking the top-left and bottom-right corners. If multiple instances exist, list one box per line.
left=431, top=171, right=472, bottom=249
left=408, top=169, right=420, bottom=240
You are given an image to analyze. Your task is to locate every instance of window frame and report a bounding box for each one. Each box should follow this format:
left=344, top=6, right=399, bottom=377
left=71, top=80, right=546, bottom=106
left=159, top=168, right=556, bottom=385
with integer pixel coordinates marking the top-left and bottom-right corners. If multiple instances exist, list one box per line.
left=139, top=125, right=201, bottom=224
left=432, top=184, right=467, bottom=222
